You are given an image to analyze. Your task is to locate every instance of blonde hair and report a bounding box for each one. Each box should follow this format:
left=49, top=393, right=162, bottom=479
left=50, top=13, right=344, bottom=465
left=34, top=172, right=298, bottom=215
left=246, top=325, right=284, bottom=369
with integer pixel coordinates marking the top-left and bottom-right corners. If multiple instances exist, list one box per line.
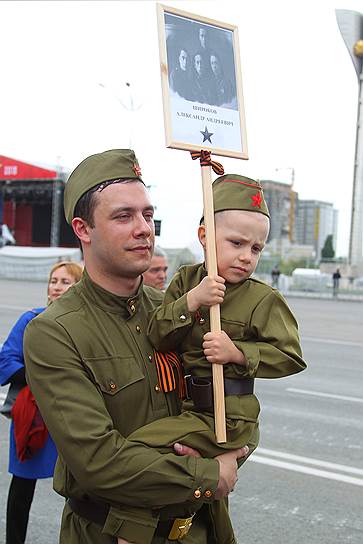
left=48, top=261, right=83, bottom=285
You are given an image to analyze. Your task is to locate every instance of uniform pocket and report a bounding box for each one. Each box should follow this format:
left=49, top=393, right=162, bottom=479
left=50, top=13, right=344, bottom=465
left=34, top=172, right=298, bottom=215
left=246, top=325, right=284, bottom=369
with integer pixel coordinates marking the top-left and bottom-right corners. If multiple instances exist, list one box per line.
left=82, top=356, right=144, bottom=396
left=220, top=319, right=246, bottom=340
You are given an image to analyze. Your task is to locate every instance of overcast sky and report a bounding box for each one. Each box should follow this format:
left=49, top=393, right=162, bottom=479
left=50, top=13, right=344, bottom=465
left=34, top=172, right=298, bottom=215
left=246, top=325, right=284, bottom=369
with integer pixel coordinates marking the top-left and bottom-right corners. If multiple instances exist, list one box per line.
left=1, top=0, right=362, bottom=257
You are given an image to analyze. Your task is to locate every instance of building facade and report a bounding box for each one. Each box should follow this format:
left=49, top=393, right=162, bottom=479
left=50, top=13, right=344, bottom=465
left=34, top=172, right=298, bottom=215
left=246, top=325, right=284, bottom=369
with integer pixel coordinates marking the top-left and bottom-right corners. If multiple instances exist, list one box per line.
left=260, top=179, right=297, bottom=244
left=295, top=200, right=338, bottom=261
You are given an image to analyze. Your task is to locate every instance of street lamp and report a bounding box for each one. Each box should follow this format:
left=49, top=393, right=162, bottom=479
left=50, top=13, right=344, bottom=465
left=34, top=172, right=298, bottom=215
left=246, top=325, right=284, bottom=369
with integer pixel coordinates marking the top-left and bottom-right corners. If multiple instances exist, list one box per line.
left=336, top=9, right=363, bottom=272
left=98, top=82, right=142, bottom=148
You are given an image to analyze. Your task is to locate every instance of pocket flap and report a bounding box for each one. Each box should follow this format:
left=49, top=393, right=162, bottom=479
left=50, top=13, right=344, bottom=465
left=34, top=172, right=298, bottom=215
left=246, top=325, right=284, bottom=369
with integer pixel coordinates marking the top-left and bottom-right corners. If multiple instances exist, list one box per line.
left=82, top=356, right=144, bottom=395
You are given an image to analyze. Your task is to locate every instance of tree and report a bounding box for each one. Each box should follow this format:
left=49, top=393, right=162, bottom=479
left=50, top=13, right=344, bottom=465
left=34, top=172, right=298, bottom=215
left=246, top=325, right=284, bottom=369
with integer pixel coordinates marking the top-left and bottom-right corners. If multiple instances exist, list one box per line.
left=321, top=234, right=335, bottom=260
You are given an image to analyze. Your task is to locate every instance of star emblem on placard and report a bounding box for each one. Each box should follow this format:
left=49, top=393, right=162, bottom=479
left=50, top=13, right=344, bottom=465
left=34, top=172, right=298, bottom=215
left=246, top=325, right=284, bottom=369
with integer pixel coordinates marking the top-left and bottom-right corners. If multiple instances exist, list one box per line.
left=251, top=191, right=262, bottom=208
left=200, top=126, right=214, bottom=143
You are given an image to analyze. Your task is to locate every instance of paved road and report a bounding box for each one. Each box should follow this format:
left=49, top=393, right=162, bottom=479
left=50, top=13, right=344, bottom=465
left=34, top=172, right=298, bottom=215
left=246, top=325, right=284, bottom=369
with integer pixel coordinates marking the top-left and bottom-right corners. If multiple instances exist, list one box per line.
left=0, top=279, right=362, bottom=543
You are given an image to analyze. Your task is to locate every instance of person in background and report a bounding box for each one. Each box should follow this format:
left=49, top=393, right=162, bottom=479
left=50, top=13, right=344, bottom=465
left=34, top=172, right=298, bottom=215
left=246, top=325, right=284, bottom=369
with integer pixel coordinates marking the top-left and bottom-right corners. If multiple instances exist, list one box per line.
left=271, top=264, right=281, bottom=288
left=332, top=268, right=341, bottom=297
left=143, top=245, right=169, bottom=290
left=0, top=260, right=83, bottom=544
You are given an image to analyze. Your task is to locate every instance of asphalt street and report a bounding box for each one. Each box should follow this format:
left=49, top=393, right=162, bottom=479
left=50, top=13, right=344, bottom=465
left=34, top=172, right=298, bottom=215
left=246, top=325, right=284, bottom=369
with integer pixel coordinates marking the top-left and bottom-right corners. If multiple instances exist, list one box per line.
left=0, top=278, right=362, bottom=543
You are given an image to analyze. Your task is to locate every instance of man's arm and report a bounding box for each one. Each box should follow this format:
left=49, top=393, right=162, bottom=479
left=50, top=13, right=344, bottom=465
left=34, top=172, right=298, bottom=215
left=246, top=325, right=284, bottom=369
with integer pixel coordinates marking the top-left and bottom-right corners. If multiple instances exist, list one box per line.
left=24, top=316, right=219, bottom=510
left=117, top=444, right=249, bottom=544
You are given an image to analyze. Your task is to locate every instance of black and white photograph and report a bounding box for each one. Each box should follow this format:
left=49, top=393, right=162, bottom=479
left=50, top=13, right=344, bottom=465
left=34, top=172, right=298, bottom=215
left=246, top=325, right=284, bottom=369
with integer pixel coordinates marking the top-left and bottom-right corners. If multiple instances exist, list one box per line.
left=157, top=4, right=248, bottom=158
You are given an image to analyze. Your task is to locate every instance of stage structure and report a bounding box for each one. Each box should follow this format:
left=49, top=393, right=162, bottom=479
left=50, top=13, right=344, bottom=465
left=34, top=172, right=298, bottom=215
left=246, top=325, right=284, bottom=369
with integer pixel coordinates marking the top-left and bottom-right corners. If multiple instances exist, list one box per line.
left=0, top=155, right=77, bottom=247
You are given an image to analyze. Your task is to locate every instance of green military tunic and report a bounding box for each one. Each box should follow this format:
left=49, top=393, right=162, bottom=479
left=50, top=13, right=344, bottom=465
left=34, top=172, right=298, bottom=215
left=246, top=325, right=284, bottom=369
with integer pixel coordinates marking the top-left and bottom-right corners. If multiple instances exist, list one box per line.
left=24, top=270, right=224, bottom=544
left=128, top=262, right=306, bottom=458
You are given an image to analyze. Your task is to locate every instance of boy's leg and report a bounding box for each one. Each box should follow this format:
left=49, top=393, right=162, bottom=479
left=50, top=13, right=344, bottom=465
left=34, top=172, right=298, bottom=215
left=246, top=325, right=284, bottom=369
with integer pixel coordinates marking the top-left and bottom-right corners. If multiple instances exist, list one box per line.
left=128, top=410, right=258, bottom=459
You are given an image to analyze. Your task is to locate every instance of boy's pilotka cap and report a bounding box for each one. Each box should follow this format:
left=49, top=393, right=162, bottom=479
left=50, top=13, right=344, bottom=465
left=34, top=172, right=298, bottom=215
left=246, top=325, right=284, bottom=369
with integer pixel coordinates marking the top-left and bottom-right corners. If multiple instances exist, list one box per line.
left=64, top=149, right=143, bottom=224
left=212, top=174, right=270, bottom=218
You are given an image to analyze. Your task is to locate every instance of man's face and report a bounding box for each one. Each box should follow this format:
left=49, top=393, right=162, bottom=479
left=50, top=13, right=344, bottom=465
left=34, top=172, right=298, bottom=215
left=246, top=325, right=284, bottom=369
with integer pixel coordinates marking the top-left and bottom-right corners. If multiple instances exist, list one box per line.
left=199, top=210, right=269, bottom=284
left=143, top=255, right=168, bottom=290
left=86, top=181, right=155, bottom=279
left=179, top=49, right=188, bottom=71
left=199, top=28, right=206, bottom=48
left=194, top=54, right=202, bottom=75
left=210, top=55, right=220, bottom=76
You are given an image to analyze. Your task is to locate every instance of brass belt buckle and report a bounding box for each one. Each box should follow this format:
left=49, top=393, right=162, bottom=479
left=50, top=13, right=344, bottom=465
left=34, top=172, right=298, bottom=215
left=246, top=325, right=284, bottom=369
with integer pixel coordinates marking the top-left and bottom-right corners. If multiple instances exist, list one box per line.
left=168, top=514, right=195, bottom=540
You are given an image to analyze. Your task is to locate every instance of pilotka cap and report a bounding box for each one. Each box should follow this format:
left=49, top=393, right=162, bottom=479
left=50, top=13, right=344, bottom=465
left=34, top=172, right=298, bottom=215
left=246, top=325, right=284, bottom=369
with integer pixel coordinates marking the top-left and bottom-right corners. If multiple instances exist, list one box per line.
left=64, top=149, right=143, bottom=224
left=212, top=174, right=270, bottom=218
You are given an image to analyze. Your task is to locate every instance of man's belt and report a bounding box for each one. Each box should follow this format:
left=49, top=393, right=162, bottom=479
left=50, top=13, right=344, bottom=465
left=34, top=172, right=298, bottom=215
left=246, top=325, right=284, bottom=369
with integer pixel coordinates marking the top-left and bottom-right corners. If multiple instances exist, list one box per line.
left=185, top=375, right=254, bottom=410
left=68, top=498, right=194, bottom=541
left=68, top=498, right=109, bottom=526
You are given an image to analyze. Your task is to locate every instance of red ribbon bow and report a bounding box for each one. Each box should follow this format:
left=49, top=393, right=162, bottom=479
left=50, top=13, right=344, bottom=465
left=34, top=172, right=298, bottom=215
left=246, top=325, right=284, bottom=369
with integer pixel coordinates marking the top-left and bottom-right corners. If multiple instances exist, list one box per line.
left=190, top=150, right=224, bottom=175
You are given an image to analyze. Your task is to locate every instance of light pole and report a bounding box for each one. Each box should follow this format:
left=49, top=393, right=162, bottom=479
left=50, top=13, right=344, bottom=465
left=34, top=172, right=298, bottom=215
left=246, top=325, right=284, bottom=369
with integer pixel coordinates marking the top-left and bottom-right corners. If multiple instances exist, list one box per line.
left=50, top=156, right=64, bottom=247
left=98, top=82, right=142, bottom=148
left=336, top=10, right=363, bottom=272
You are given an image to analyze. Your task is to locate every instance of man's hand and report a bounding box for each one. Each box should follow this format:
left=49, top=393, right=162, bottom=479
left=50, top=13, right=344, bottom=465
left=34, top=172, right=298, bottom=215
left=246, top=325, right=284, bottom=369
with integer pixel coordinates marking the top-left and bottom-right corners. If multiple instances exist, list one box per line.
left=173, top=442, right=202, bottom=457
left=117, top=539, right=130, bottom=544
left=203, top=331, right=246, bottom=365
left=214, top=447, right=249, bottom=499
left=187, top=275, right=225, bottom=312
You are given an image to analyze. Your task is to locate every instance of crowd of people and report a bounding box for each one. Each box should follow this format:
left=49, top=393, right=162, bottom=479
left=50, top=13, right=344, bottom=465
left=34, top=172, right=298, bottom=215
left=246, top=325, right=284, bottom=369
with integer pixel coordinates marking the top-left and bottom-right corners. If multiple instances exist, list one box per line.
left=0, top=148, right=306, bottom=544
left=169, top=27, right=235, bottom=107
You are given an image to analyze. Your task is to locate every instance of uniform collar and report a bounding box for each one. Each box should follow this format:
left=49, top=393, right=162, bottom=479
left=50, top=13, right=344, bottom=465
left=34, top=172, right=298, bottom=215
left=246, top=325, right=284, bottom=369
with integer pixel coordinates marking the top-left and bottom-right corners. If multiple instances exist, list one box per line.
left=79, top=268, right=143, bottom=317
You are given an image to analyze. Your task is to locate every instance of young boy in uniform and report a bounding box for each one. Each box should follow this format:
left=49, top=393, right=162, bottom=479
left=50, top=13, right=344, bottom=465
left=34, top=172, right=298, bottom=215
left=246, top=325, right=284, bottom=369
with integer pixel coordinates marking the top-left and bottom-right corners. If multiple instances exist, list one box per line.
left=119, top=174, right=307, bottom=543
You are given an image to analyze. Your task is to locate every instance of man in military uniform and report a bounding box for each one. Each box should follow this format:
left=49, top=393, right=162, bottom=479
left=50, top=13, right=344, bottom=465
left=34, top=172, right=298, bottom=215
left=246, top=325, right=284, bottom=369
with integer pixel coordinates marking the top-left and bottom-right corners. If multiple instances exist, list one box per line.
left=143, top=246, right=169, bottom=290
left=24, top=149, right=247, bottom=544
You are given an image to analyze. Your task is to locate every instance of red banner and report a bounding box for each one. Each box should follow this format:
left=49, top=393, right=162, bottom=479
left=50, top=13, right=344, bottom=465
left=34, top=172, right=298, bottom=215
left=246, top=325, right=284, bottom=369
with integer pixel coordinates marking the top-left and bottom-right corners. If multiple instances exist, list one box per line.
left=0, top=155, right=57, bottom=180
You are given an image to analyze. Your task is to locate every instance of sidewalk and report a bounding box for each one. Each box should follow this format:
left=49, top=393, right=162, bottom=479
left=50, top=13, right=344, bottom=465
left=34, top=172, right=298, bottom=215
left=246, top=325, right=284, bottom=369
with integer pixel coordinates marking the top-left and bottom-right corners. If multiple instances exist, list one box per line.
left=283, top=290, right=363, bottom=302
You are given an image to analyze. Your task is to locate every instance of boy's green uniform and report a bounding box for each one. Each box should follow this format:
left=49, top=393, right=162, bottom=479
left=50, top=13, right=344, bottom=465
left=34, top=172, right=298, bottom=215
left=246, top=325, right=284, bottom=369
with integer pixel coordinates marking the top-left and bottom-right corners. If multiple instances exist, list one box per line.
left=130, top=261, right=306, bottom=455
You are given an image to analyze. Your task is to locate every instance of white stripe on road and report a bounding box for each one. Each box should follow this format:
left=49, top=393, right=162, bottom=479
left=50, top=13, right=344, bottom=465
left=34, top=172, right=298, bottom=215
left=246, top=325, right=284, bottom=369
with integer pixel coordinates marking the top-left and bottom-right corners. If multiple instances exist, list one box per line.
left=302, top=336, right=363, bottom=348
left=286, top=387, right=363, bottom=404
left=257, top=448, right=363, bottom=476
left=251, top=455, right=363, bottom=486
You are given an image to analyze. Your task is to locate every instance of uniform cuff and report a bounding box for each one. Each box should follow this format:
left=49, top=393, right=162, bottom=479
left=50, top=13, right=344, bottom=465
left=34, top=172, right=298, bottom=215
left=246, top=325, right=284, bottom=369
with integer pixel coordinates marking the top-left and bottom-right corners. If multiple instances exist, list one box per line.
left=232, top=341, right=260, bottom=377
left=188, top=457, right=219, bottom=505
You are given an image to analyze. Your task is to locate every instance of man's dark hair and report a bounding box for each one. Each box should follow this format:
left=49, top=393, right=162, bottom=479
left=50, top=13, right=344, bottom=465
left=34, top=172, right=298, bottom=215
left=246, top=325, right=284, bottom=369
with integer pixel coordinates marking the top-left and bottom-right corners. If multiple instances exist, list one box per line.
left=73, top=187, right=98, bottom=228
left=73, top=178, right=143, bottom=228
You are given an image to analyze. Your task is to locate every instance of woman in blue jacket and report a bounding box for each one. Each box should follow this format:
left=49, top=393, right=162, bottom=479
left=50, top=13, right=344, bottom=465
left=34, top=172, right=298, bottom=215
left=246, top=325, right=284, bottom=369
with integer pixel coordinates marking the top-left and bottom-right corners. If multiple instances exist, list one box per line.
left=0, top=261, right=83, bottom=544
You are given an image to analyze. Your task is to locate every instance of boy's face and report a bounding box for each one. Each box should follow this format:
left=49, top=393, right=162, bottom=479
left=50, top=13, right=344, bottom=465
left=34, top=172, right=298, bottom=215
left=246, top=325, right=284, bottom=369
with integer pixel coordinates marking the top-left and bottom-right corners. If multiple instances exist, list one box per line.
left=199, top=210, right=269, bottom=284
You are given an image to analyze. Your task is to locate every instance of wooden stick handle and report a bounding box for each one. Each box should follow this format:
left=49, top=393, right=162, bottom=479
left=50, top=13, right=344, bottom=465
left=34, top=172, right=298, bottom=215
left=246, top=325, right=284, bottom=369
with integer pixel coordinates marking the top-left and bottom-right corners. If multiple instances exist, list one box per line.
left=201, top=165, right=227, bottom=443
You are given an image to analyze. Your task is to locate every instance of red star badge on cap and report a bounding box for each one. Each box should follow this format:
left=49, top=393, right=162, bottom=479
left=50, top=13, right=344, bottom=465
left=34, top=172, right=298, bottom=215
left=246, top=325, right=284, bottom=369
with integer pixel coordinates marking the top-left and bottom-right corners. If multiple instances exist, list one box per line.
left=251, top=191, right=262, bottom=208
left=133, top=163, right=142, bottom=176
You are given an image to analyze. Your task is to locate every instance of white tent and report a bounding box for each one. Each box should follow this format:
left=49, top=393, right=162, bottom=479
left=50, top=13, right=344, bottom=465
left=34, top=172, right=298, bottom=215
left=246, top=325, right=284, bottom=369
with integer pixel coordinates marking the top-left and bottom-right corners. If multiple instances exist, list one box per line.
left=0, top=246, right=82, bottom=281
